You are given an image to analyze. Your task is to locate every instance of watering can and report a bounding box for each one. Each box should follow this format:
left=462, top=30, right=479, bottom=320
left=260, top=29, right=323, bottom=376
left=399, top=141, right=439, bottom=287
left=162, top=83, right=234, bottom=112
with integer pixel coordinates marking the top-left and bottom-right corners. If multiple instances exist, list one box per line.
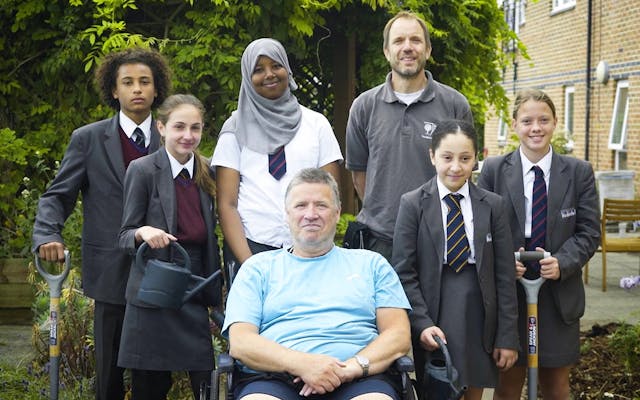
left=423, top=335, right=467, bottom=400
left=136, top=241, right=220, bottom=309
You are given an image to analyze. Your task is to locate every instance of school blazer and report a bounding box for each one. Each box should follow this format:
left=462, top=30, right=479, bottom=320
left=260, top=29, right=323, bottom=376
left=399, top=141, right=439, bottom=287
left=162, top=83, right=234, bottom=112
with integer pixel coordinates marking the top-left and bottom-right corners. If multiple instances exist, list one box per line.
left=118, top=148, right=222, bottom=307
left=32, top=115, right=161, bottom=304
left=392, top=178, right=519, bottom=353
left=477, top=151, right=601, bottom=324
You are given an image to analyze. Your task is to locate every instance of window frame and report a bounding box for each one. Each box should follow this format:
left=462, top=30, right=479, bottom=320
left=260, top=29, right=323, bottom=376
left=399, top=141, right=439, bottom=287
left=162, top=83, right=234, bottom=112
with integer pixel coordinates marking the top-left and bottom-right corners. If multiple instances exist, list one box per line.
left=501, top=0, right=526, bottom=51
left=564, top=86, right=575, bottom=136
left=497, top=113, right=508, bottom=145
left=552, top=0, right=576, bottom=14
left=608, top=80, right=630, bottom=151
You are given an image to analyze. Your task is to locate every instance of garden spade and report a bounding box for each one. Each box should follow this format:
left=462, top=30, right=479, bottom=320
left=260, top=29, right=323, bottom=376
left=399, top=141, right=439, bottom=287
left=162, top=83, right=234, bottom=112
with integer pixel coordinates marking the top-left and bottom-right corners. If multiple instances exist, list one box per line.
left=515, top=250, right=550, bottom=400
left=34, top=250, right=71, bottom=400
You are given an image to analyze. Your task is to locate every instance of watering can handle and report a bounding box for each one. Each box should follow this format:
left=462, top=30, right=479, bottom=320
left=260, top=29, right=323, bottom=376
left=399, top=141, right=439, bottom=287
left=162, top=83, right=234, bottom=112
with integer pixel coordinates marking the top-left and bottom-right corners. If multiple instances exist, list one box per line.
left=432, top=335, right=454, bottom=383
left=136, top=241, right=191, bottom=273
left=34, top=250, right=71, bottom=298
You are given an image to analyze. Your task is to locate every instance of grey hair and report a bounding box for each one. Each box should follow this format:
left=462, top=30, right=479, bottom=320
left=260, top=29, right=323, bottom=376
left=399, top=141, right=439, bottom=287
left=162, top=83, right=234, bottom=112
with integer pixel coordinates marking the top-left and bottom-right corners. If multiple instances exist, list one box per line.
left=285, top=168, right=341, bottom=208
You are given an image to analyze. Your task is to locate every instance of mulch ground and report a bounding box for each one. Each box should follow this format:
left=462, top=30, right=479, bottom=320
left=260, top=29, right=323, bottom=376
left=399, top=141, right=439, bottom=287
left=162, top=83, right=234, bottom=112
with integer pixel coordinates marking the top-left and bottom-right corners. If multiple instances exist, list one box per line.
left=571, top=323, right=639, bottom=399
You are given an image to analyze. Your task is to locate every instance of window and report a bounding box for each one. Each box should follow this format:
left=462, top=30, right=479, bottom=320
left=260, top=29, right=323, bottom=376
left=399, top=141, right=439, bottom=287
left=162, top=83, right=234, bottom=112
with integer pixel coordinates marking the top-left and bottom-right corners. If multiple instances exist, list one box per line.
left=497, top=113, right=508, bottom=145
left=564, top=86, right=575, bottom=135
left=608, top=80, right=629, bottom=150
left=552, top=0, right=576, bottom=13
left=502, top=0, right=526, bottom=51
left=517, top=0, right=526, bottom=26
left=503, top=0, right=526, bottom=33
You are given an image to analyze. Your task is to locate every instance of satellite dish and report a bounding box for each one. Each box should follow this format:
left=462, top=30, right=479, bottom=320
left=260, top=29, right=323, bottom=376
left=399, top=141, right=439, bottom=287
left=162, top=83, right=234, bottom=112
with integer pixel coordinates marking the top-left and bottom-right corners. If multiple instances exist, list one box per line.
left=596, top=60, right=610, bottom=84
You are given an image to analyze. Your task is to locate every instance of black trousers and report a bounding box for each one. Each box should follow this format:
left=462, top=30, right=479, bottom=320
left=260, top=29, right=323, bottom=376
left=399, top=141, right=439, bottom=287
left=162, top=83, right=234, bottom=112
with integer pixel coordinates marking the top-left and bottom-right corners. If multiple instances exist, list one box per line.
left=131, top=369, right=212, bottom=399
left=93, top=301, right=126, bottom=400
left=365, top=233, right=394, bottom=264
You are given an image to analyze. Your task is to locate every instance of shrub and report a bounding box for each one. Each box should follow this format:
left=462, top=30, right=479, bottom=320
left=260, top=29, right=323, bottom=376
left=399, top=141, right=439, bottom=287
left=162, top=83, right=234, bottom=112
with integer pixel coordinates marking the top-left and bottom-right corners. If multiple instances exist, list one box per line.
left=0, top=155, right=83, bottom=261
left=335, top=213, right=356, bottom=245
left=29, top=263, right=96, bottom=386
left=0, top=360, right=93, bottom=400
left=609, top=322, right=640, bottom=374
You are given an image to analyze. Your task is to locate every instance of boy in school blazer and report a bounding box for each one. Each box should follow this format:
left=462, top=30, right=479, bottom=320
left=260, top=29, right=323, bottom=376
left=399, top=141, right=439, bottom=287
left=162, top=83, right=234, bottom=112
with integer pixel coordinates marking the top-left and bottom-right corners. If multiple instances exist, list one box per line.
left=32, top=48, right=171, bottom=400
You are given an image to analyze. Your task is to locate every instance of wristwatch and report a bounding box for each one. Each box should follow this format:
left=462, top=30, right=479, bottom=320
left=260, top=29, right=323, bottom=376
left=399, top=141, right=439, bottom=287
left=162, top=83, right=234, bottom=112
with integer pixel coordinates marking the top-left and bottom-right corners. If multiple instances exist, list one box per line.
left=354, top=354, right=369, bottom=377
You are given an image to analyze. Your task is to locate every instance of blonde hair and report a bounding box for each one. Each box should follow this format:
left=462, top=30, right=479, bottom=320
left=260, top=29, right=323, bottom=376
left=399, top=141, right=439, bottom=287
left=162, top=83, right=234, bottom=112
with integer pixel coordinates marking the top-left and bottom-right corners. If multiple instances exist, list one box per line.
left=512, top=89, right=557, bottom=120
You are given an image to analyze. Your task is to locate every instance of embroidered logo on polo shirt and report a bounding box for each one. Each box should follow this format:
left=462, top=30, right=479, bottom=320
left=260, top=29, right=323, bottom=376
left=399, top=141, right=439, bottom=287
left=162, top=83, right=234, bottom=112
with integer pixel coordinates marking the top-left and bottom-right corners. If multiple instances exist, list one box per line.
left=422, top=122, right=436, bottom=139
left=346, top=273, right=361, bottom=281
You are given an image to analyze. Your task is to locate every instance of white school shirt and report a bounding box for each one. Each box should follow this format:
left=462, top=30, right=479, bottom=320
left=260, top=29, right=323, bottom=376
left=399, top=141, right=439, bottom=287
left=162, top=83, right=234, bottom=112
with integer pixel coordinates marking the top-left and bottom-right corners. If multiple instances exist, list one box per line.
left=519, top=146, right=552, bottom=238
left=119, top=110, right=152, bottom=147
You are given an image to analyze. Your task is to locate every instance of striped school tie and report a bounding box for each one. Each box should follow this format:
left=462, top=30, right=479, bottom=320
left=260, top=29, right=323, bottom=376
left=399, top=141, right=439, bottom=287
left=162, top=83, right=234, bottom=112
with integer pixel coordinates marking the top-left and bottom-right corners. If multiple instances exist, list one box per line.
left=444, top=193, right=470, bottom=273
left=526, top=166, right=547, bottom=276
left=268, top=146, right=286, bottom=180
left=132, top=127, right=145, bottom=147
left=176, top=168, right=191, bottom=186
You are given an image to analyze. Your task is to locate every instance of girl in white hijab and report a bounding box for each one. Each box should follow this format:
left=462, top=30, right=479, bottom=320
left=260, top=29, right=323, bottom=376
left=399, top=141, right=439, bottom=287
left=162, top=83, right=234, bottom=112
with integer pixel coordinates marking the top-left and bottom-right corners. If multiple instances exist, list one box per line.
left=222, top=38, right=301, bottom=153
left=212, top=38, right=343, bottom=275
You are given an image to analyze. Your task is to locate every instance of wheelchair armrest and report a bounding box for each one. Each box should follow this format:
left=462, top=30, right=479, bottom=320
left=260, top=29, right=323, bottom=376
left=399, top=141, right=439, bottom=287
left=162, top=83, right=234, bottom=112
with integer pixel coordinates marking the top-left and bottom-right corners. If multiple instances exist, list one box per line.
left=217, top=353, right=235, bottom=373
left=393, top=355, right=415, bottom=373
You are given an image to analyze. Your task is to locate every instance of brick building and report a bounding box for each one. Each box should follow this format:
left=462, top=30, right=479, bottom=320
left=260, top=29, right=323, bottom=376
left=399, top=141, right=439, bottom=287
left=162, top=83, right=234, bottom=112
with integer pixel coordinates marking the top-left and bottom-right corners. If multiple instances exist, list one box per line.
left=485, top=0, right=639, bottom=198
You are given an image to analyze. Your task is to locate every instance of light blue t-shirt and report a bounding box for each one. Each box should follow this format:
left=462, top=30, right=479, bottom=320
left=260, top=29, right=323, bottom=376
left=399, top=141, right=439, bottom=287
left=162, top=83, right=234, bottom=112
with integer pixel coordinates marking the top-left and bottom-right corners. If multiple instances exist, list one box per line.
left=222, top=246, right=411, bottom=363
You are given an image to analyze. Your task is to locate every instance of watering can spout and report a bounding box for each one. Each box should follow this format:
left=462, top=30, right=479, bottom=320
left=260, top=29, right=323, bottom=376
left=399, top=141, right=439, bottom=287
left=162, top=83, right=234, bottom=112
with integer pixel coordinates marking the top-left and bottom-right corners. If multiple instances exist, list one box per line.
left=182, top=270, right=221, bottom=305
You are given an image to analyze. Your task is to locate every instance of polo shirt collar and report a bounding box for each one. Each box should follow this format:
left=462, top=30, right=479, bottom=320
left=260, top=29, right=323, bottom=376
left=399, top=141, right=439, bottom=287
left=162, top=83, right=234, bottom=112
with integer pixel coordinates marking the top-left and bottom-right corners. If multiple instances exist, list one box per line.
left=381, top=70, right=436, bottom=104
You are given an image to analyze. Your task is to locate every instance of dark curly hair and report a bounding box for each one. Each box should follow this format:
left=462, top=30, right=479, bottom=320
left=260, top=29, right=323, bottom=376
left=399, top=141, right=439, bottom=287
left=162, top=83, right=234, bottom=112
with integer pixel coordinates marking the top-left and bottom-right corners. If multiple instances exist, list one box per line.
left=94, top=47, right=172, bottom=110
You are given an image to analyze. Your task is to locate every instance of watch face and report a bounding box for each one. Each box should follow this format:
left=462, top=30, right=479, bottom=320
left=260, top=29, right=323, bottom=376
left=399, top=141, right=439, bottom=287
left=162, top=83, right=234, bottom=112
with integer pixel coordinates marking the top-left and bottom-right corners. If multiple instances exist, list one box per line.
left=355, top=355, right=369, bottom=377
left=355, top=355, right=369, bottom=367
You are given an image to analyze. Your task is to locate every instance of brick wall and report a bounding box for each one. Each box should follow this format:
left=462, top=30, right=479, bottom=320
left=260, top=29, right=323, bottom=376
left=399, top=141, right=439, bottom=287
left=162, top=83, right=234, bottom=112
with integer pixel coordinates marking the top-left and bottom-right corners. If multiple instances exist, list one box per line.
left=485, top=0, right=640, bottom=197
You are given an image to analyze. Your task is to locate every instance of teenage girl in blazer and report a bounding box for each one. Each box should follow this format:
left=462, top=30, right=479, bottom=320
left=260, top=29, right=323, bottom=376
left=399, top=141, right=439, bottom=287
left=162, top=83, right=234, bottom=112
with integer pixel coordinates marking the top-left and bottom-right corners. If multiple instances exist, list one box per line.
left=478, top=89, right=600, bottom=399
left=118, top=94, right=221, bottom=399
left=393, top=120, right=519, bottom=400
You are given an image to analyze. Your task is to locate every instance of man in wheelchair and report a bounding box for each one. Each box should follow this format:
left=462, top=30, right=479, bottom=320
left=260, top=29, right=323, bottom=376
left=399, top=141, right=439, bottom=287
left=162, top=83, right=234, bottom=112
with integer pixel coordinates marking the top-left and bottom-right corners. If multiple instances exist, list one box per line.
left=221, top=168, right=412, bottom=400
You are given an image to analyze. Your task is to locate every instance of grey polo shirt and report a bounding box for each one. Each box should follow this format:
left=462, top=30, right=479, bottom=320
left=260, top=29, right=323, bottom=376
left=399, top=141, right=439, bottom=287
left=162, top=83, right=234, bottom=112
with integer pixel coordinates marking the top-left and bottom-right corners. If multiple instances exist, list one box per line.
left=346, top=71, right=473, bottom=241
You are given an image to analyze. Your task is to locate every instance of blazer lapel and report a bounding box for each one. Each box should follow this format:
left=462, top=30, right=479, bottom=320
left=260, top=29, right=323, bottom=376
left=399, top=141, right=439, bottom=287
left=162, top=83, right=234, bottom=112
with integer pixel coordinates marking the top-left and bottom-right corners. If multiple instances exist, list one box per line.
left=506, top=151, right=527, bottom=235
left=149, top=121, right=161, bottom=152
left=470, top=183, right=490, bottom=273
left=104, top=115, right=126, bottom=184
left=421, top=179, right=445, bottom=269
left=155, top=149, right=177, bottom=234
left=547, top=153, right=569, bottom=240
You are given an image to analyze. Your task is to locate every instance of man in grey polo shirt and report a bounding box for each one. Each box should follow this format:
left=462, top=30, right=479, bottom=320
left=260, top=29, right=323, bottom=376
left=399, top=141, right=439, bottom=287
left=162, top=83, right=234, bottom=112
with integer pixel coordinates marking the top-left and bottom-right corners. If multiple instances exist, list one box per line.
left=346, top=10, right=474, bottom=261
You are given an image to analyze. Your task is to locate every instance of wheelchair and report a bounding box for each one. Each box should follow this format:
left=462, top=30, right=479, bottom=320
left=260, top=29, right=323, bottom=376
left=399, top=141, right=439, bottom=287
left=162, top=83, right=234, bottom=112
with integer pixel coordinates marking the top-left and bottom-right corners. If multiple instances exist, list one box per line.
left=204, top=351, right=417, bottom=400
left=204, top=244, right=418, bottom=400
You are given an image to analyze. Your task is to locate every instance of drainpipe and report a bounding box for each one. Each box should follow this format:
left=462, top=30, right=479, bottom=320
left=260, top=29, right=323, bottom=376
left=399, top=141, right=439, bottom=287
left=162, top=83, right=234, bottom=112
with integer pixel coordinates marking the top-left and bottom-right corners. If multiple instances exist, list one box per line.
left=585, top=0, right=593, bottom=161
